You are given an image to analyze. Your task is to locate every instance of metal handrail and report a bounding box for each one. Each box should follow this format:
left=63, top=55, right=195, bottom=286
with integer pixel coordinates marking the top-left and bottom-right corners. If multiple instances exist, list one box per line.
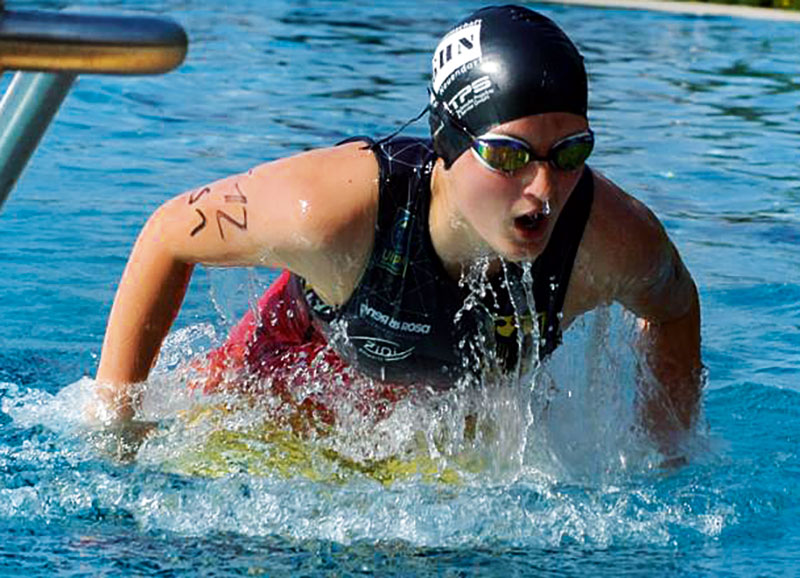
left=0, top=8, right=187, bottom=75
left=0, top=3, right=188, bottom=211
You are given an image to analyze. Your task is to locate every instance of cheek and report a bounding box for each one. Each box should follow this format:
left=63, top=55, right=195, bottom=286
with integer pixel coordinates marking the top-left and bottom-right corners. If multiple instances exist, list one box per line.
left=455, top=173, right=509, bottom=223
left=451, top=156, right=513, bottom=214
left=553, top=170, right=583, bottom=203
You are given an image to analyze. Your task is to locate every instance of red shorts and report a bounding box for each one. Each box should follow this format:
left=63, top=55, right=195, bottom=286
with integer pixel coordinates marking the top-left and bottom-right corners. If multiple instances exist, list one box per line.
left=199, top=269, right=337, bottom=390
left=197, top=270, right=407, bottom=430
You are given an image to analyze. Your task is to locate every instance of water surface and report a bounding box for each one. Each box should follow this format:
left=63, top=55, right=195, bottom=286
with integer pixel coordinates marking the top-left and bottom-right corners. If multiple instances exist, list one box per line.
left=1, top=0, right=799, bottom=575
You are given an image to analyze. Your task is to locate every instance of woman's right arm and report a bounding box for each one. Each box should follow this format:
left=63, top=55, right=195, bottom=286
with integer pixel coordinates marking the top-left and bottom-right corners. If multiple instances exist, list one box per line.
left=94, top=206, right=196, bottom=421
left=93, top=142, right=379, bottom=423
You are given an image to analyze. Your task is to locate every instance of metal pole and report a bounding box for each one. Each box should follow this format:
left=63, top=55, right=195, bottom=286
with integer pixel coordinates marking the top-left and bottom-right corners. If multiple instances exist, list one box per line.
left=0, top=71, right=75, bottom=211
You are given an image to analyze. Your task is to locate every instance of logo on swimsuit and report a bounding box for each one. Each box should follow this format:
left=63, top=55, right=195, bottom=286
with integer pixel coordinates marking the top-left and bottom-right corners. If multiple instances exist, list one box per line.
left=432, top=20, right=482, bottom=93
left=493, top=313, right=536, bottom=338
left=378, top=209, right=412, bottom=276
left=360, top=302, right=431, bottom=334
left=350, top=336, right=415, bottom=363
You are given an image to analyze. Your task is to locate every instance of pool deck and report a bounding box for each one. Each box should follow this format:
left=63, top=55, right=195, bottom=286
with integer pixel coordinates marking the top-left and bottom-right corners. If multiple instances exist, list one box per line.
left=537, top=0, right=800, bottom=21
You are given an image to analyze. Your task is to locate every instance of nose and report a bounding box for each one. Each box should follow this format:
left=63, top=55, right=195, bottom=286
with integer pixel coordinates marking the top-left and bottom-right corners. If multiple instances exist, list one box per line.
left=520, top=161, right=557, bottom=207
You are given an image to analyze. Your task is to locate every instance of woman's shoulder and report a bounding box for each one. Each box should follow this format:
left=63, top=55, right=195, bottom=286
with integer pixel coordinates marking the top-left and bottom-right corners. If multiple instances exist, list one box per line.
left=565, top=169, right=675, bottom=319
left=588, top=170, right=671, bottom=266
left=249, top=141, right=380, bottom=231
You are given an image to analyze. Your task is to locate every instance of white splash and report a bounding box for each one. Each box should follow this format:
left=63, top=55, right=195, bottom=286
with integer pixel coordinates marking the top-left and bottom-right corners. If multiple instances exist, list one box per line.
left=0, top=293, right=713, bottom=549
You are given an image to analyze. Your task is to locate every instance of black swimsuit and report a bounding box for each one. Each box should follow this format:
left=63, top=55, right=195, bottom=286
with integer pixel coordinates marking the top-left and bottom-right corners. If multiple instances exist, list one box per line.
left=293, top=136, right=594, bottom=385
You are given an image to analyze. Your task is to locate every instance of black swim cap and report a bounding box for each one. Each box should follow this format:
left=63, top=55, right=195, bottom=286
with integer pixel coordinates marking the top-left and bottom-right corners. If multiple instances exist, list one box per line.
left=429, top=5, right=588, bottom=167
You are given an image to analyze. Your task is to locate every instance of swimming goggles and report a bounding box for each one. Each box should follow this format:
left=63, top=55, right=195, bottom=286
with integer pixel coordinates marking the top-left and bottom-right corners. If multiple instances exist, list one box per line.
left=429, top=85, right=594, bottom=174
left=472, top=130, right=594, bottom=175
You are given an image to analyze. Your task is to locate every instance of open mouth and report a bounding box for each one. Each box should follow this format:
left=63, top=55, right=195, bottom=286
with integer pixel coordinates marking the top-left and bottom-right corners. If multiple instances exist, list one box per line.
left=514, top=211, right=547, bottom=232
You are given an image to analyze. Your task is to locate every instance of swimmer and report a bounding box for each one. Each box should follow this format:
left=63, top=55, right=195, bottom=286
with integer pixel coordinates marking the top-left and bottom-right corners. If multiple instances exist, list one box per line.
left=94, top=5, right=701, bottom=456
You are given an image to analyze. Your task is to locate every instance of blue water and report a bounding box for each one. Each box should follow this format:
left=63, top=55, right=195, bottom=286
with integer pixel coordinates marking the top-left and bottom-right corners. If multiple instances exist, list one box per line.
left=1, top=0, right=799, bottom=575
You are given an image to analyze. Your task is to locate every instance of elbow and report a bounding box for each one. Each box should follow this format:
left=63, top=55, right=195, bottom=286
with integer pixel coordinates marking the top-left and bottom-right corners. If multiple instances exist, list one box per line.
left=136, top=197, right=194, bottom=266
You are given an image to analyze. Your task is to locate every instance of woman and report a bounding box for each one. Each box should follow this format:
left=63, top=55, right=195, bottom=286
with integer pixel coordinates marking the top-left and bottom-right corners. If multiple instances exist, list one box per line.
left=94, top=5, right=701, bottom=453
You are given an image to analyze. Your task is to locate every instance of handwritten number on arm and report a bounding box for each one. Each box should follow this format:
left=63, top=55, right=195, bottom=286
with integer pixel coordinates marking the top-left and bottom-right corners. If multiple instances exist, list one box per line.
left=216, top=208, right=248, bottom=240
left=189, top=186, right=211, bottom=205
left=190, top=209, right=207, bottom=237
left=187, top=183, right=248, bottom=239
left=188, top=187, right=211, bottom=237
left=218, top=183, right=248, bottom=239
left=225, top=183, right=247, bottom=204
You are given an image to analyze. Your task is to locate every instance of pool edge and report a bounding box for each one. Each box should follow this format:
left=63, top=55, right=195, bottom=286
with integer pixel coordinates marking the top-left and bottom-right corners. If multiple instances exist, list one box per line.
left=536, top=0, right=800, bottom=22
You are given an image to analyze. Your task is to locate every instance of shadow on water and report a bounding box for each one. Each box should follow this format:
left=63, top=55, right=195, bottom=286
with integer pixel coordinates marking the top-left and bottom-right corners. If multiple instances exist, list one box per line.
left=718, top=59, right=800, bottom=96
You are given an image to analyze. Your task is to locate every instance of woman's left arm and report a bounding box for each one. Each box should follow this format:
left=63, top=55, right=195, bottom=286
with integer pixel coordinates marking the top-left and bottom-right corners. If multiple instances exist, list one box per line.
left=634, top=256, right=702, bottom=452
left=607, top=188, right=703, bottom=453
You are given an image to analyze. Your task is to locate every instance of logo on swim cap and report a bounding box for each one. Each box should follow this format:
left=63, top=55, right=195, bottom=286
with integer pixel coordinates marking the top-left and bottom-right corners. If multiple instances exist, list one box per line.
left=431, top=20, right=482, bottom=94
left=429, top=6, right=588, bottom=168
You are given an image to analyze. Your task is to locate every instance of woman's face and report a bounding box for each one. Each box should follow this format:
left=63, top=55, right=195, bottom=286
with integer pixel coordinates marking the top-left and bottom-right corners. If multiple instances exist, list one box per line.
left=445, top=112, right=590, bottom=262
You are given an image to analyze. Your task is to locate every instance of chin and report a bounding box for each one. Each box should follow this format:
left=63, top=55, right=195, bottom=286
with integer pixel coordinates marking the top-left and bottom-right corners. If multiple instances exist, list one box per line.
left=503, top=221, right=556, bottom=262
left=496, top=242, right=546, bottom=263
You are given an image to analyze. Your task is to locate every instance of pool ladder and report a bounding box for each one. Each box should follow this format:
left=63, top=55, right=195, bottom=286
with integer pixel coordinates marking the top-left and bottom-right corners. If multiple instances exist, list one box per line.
left=0, top=1, right=188, bottom=212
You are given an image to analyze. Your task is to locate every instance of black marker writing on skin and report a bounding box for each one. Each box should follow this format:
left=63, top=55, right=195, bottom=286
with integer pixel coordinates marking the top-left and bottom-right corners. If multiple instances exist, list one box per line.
left=190, top=209, right=207, bottom=237
left=216, top=208, right=247, bottom=240
left=187, top=183, right=248, bottom=239
left=217, top=183, right=248, bottom=239
left=225, top=183, right=247, bottom=204
left=188, top=186, right=211, bottom=205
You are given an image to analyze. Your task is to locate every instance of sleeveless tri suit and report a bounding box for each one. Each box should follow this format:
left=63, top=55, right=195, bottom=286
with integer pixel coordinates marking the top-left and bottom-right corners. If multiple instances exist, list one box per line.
left=203, top=136, right=593, bottom=391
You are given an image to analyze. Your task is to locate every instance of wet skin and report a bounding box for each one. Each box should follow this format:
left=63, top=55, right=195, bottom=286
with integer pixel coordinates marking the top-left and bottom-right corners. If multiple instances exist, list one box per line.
left=95, top=110, right=701, bottom=455
left=429, top=112, right=590, bottom=275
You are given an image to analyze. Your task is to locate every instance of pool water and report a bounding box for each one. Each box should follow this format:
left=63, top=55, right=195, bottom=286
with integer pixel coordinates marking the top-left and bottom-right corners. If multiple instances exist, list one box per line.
left=1, top=0, right=799, bottom=575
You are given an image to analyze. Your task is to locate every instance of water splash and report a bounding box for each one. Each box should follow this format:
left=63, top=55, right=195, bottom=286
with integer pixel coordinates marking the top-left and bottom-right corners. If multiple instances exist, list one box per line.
left=0, top=290, right=718, bottom=548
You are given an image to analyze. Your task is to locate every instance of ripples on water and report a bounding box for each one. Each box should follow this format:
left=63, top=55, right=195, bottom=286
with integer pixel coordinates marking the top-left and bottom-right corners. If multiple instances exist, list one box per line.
left=1, top=0, right=799, bottom=575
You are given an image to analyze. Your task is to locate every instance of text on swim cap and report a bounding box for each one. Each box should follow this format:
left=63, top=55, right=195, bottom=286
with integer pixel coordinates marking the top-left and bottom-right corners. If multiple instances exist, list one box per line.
left=446, top=75, right=493, bottom=119
left=432, top=20, right=482, bottom=93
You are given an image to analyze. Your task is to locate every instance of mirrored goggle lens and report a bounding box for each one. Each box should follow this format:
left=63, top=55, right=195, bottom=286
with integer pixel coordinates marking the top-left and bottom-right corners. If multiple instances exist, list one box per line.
left=551, top=132, right=594, bottom=171
left=472, top=139, right=530, bottom=173
left=473, top=131, right=594, bottom=174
